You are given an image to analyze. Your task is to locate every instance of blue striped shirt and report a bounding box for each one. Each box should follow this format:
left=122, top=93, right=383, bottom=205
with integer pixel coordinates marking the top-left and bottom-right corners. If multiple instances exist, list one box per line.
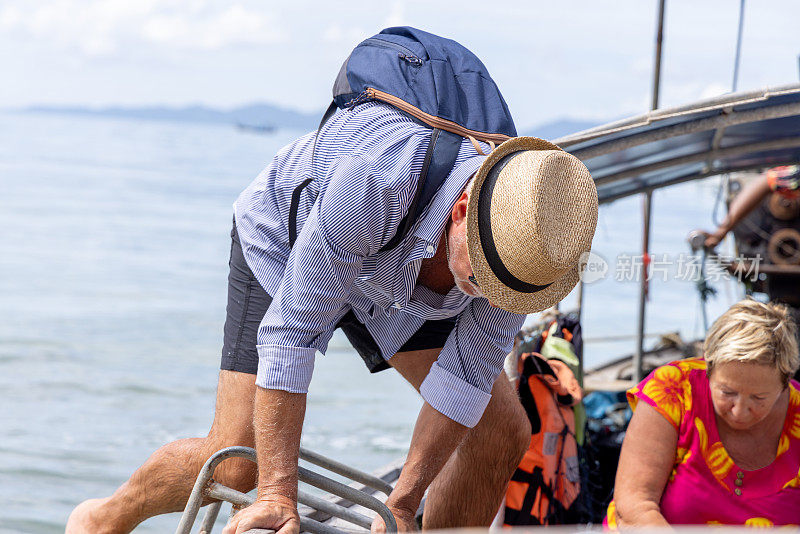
left=234, top=102, right=525, bottom=427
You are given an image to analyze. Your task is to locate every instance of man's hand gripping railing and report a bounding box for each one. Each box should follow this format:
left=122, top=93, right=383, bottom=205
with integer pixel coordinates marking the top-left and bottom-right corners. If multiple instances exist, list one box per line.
left=174, top=446, right=397, bottom=534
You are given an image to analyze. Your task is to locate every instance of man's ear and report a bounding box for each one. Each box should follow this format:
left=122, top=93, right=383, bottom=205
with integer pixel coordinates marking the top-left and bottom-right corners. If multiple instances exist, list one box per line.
left=451, top=190, right=469, bottom=226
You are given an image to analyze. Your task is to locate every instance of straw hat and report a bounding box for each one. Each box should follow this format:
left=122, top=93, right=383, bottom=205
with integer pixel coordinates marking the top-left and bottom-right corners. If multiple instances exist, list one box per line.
left=466, top=136, right=598, bottom=314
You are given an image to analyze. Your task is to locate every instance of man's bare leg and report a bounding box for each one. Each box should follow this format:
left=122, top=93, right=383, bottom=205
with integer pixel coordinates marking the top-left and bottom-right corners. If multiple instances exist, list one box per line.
left=66, top=370, right=258, bottom=534
left=388, top=349, right=530, bottom=529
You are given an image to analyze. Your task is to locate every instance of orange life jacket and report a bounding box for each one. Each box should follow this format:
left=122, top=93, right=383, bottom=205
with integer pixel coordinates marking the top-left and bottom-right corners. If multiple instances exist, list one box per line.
left=504, top=352, right=582, bottom=526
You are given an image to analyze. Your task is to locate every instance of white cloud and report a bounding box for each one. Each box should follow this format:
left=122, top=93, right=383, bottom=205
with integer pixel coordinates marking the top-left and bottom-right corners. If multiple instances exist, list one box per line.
left=0, top=0, right=287, bottom=57
left=142, top=4, right=287, bottom=49
left=322, top=24, right=369, bottom=44
left=383, top=1, right=407, bottom=28
left=700, top=82, right=730, bottom=99
left=319, top=2, right=406, bottom=50
left=0, top=5, right=22, bottom=29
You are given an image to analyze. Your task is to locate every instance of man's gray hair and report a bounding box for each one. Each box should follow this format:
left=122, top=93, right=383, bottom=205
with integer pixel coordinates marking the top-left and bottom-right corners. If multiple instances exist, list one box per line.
left=463, top=173, right=478, bottom=196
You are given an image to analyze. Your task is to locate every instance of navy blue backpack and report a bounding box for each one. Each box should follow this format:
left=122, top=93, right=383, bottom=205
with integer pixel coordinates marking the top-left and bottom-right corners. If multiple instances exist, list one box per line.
left=289, top=26, right=518, bottom=251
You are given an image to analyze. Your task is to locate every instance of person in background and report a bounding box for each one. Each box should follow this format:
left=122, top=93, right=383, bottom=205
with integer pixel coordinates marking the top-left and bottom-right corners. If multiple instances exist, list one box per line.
left=607, top=298, right=800, bottom=527
left=700, top=165, right=800, bottom=346
left=702, top=165, right=800, bottom=249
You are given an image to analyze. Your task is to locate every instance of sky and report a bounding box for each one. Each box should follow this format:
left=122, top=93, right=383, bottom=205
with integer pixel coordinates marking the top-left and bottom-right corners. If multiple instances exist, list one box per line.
left=2, top=0, right=800, bottom=129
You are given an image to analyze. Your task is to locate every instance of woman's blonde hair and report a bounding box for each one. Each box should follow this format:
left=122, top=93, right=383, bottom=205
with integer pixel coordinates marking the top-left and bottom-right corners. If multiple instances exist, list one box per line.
left=704, top=298, right=799, bottom=384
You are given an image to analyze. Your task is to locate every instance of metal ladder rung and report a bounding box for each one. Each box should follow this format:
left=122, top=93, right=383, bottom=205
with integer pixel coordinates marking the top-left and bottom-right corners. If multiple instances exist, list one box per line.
left=300, top=447, right=393, bottom=496
left=175, top=446, right=396, bottom=534
left=206, top=482, right=373, bottom=530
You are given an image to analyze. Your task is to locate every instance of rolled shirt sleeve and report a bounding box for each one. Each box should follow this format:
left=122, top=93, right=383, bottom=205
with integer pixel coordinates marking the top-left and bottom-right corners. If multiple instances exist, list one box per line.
left=420, top=298, right=526, bottom=427
left=255, top=133, right=427, bottom=392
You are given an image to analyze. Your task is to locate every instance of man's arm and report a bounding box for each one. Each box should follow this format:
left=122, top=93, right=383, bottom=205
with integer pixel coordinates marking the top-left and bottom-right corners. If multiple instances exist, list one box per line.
left=372, top=300, right=524, bottom=531
left=223, top=387, right=306, bottom=534
left=227, top=142, right=428, bottom=532
left=420, top=298, right=525, bottom=427
left=704, top=175, right=771, bottom=247
left=373, top=402, right=468, bottom=532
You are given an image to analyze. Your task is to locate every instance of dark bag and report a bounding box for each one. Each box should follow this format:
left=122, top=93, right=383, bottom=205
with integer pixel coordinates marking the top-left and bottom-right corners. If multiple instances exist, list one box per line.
left=290, top=26, right=517, bottom=250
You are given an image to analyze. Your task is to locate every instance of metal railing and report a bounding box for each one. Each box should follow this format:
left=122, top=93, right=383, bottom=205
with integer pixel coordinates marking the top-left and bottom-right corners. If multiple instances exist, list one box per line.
left=175, top=446, right=397, bottom=534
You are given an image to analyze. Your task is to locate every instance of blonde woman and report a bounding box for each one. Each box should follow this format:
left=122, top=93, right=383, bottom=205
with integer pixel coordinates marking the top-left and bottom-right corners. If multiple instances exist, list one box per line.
left=606, top=299, right=800, bottom=526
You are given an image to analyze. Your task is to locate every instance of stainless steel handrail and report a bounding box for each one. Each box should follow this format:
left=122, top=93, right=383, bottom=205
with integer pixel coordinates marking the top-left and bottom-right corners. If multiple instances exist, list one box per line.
left=175, top=446, right=397, bottom=534
left=300, top=447, right=393, bottom=496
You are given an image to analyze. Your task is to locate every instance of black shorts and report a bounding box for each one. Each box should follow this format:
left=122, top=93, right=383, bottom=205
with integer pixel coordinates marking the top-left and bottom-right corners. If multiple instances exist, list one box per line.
left=220, top=220, right=457, bottom=375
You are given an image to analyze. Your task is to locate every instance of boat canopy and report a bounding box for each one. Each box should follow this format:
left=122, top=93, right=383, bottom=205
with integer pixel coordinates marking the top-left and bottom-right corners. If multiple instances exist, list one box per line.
left=556, top=84, right=800, bottom=204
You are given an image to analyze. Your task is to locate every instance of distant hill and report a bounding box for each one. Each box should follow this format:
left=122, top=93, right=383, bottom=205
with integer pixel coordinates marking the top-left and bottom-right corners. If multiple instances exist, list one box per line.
left=524, top=118, right=605, bottom=141
left=22, top=103, right=321, bottom=131
left=21, top=104, right=608, bottom=140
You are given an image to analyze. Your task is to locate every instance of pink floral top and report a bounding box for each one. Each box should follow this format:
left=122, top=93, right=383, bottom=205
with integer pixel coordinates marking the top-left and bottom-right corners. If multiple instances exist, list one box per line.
left=606, top=358, right=800, bottom=527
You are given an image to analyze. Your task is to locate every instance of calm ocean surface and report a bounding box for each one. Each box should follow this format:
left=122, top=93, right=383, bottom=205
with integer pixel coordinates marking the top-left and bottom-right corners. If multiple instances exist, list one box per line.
left=0, top=112, right=739, bottom=533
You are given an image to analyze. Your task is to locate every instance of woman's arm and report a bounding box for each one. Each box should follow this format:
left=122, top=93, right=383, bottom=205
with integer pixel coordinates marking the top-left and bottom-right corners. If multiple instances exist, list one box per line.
left=613, top=401, right=678, bottom=527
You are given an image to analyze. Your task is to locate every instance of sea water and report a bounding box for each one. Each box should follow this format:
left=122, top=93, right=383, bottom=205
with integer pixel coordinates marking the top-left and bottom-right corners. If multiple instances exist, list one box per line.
left=0, top=112, right=739, bottom=533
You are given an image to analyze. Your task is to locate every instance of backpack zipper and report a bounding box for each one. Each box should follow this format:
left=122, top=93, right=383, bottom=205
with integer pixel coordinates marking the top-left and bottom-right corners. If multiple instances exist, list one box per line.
left=363, top=37, right=423, bottom=65
left=364, top=88, right=513, bottom=145
left=398, top=53, right=423, bottom=67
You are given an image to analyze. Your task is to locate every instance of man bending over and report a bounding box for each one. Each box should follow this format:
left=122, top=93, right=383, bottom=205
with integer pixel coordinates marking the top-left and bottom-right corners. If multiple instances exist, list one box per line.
left=68, top=101, right=598, bottom=533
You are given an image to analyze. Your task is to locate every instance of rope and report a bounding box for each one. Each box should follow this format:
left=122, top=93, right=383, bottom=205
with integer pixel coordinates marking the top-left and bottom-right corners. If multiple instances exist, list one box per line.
left=468, top=136, right=485, bottom=155
left=695, top=247, right=718, bottom=332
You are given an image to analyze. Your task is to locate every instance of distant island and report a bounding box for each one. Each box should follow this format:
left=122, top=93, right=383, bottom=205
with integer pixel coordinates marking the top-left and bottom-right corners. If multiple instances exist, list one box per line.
left=18, top=102, right=605, bottom=139
left=21, top=102, right=322, bottom=132
left=524, top=118, right=604, bottom=140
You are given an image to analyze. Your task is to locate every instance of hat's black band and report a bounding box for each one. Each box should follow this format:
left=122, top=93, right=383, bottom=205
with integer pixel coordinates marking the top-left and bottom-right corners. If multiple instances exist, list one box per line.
left=477, top=150, right=554, bottom=294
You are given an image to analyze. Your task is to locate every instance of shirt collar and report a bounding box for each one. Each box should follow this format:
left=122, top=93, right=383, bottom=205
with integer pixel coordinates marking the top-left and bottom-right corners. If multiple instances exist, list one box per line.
left=412, top=155, right=486, bottom=247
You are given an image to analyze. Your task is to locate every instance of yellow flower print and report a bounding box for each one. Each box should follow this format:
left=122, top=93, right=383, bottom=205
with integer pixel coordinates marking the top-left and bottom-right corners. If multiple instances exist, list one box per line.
left=789, top=413, right=800, bottom=440
left=606, top=501, right=618, bottom=530
left=676, top=357, right=707, bottom=373
left=695, top=417, right=734, bottom=489
left=670, top=447, right=692, bottom=481
left=745, top=517, right=774, bottom=528
left=627, top=385, right=640, bottom=412
left=783, top=466, right=800, bottom=490
left=641, top=364, right=692, bottom=428
left=789, top=386, right=800, bottom=408
left=778, top=387, right=800, bottom=442
left=777, top=434, right=790, bottom=457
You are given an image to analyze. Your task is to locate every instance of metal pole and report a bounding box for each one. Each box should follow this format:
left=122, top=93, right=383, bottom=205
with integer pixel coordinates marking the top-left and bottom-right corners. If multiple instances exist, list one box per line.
left=651, top=0, right=666, bottom=111
left=300, top=447, right=393, bottom=496
left=576, top=278, right=585, bottom=382
left=634, top=0, right=665, bottom=383
left=176, top=446, right=398, bottom=534
left=572, top=101, right=800, bottom=162
left=298, top=465, right=397, bottom=532
left=634, top=192, right=653, bottom=383
left=559, top=84, right=800, bottom=149
left=199, top=501, right=222, bottom=534
left=593, top=136, right=800, bottom=186
left=732, top=0, right=746, bottom=92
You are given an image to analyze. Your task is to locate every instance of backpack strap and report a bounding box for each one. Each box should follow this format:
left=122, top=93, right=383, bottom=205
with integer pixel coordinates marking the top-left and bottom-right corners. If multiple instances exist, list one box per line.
left=378, top=129, right=461, bottom=252
left=289, top=106, right=463, bottom=252
left=289, top=101, right=338, bottom=248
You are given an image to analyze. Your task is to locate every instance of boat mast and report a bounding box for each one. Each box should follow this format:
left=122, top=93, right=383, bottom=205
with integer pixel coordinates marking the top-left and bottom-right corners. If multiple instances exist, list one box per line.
left=650, top=0, right=666, bottom=111
left=732, top=0, right=746, bottom=92
left=634, top=0, right=666, bottom=383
